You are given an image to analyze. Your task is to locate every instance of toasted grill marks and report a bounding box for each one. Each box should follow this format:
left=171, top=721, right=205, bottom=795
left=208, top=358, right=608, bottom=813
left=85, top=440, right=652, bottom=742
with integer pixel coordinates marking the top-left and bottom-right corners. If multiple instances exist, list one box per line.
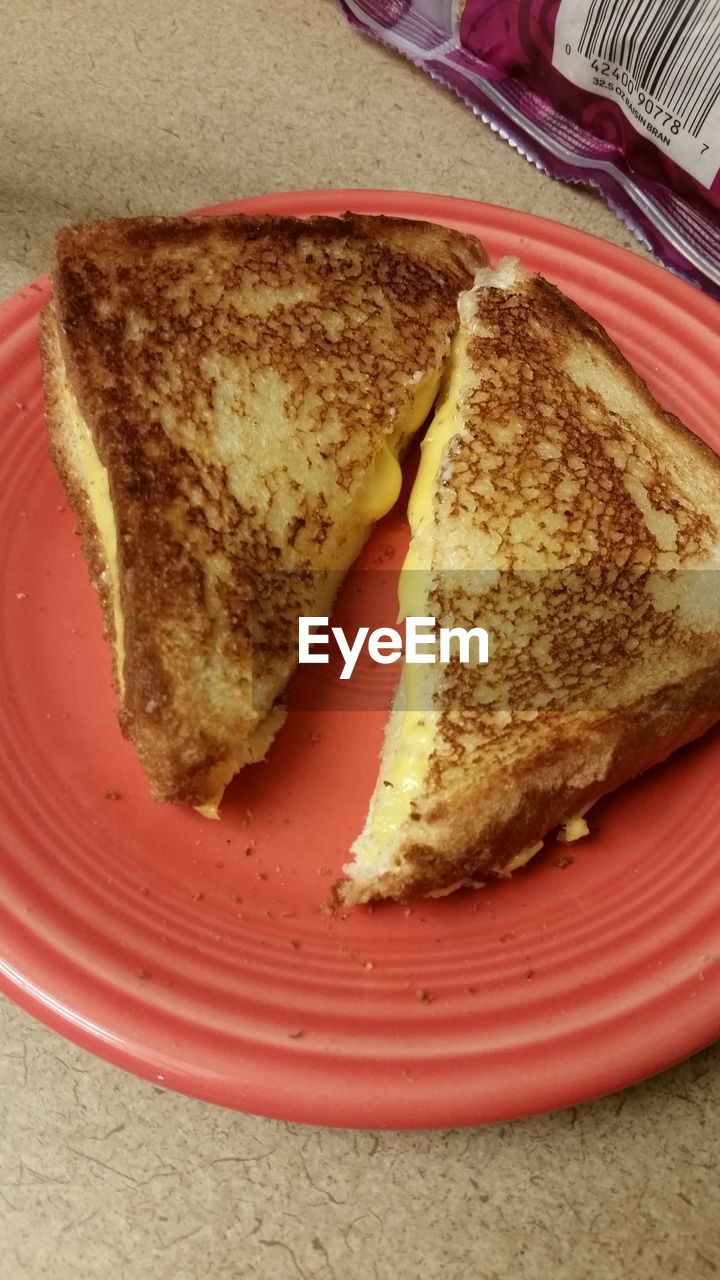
left=415, top=272, right=720, bottom=797
left=355, top=657, right=720, bottom=904
left=343, top=261, right=720, bottom=905
left=451, top=279, right=705, bottom=570
left=430, top=273, right=720, bottom=772
left=426, top=566, right=685, bottom=779
left=55, top=215, right=480, bottom=559
left=45, top=212, right=486, bottom=804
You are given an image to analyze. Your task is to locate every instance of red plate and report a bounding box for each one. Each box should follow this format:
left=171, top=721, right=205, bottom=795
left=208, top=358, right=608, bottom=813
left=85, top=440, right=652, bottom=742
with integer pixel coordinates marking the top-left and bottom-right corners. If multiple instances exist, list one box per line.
left=1, top=190, right=720, bottom=1128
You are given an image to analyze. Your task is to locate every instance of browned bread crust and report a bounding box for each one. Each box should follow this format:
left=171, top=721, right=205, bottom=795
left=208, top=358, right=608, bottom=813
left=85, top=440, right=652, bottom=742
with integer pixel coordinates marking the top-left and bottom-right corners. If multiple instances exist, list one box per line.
left=343, top=666, right=720, bottom=903
left=342, top=260, right=720, bottom=903
left=42, top=213, right=487, bottom=806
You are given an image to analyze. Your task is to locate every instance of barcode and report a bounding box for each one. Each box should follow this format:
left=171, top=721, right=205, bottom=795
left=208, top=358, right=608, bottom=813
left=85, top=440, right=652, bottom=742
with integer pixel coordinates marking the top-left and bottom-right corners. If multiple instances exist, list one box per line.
left=577, top=0, right=720, bottom=139
left=554, top=0, right=720, bottom=186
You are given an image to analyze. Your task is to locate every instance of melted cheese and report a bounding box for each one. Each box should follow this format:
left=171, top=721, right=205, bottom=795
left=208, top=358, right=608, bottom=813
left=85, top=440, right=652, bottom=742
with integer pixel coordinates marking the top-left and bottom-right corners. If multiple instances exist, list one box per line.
left=355, top=368, right=442, bottom=522
left=358, top=338, right=466, bottom=862
left=67, top=360, right=442, bottom=819
left=69, top=391, right=229, bottom=820
left=63, top=386, right=125, bottom=694
left=356, top=445, right=403, bottom=522
left=356, top=333, right=594, bottom=878
left=558, top=808, right=591, bottom=843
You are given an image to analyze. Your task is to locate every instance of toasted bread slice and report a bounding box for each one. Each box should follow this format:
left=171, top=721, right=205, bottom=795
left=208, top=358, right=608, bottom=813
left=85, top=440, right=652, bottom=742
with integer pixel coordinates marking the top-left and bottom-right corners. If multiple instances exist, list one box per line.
left=41, top=213, right=487, bottom=810
left=342, top=259, right=720, bottom=904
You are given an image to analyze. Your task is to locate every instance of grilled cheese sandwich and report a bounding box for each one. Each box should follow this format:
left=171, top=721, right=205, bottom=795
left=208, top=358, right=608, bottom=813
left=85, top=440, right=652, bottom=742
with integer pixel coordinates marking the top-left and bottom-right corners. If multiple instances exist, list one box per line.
left=58, top=379, right=125, bottom=690
left=41, top=212, right=487, bottom=810
left=44, top=213, right=720, bottom=900
left=356, top=335, right=468, bottom=859
left=341, top=259, right=720, bottom=904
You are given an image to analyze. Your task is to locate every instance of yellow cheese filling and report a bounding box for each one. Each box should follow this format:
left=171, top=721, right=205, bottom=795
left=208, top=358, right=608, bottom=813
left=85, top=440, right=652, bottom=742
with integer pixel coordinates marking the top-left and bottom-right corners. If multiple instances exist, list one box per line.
left=558, top=810, right=591, bottom=843
left=356, top=333, right=595, bottom=872
left=67, top=336, right=595, bottom=855
left=62, top=385, right=125, bottom=695
left=68, top=362, right=442, bottom=817
left=355, top=368, right=442, bottom=522
left=358, top=336, right=467, bottom=859
left=197, top=369, right=445, bottom=817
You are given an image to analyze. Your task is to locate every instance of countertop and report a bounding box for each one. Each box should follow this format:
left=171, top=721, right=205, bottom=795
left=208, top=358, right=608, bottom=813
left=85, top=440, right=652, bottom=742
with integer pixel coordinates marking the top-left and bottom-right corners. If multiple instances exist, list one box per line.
left=1, top=2, right=719, bottom=1277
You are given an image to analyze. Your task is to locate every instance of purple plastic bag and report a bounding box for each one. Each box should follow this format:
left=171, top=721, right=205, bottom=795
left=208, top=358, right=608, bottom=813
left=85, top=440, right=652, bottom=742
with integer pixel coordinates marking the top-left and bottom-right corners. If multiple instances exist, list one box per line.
left=338, top=0, right=720, bottom=296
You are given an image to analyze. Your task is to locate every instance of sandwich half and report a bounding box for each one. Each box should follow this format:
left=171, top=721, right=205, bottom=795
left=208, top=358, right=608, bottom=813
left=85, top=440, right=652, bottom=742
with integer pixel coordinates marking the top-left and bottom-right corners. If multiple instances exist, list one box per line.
left=342, top=258, right=720, bottom=903
left=41, top=213, right=487, bottom=811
